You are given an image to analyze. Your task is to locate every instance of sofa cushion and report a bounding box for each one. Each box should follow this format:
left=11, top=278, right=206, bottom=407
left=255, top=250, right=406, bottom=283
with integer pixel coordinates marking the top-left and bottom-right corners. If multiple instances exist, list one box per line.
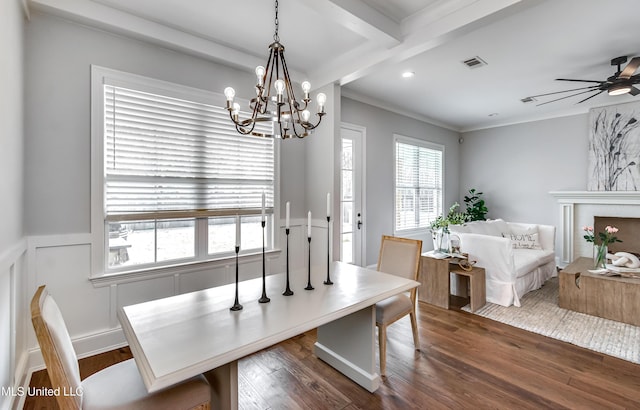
left=513, top=249, right=555, bottom=278
left=454, top=219, right=507, bottom=237
left=503, top=225, right=542, bottom=249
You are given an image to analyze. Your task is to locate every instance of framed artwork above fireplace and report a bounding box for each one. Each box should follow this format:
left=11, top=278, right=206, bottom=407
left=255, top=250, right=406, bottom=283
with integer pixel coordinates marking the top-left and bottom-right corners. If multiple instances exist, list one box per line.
left=588, top=101, right=640, bottom=191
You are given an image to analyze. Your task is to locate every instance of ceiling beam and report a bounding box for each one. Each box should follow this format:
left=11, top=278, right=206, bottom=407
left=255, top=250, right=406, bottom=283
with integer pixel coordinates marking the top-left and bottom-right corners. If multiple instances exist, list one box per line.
left=307, top=0, right=531, bottom=88
left=298, top=0, right=402, bottom=48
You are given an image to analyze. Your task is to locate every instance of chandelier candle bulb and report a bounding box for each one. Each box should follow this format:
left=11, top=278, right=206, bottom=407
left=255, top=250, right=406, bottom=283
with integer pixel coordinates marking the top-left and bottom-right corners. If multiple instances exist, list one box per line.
left=308, top=211, right=312, bottom=238
left=286, top=201, right=290, bottom=229
left=301, top=81, right=311, bottom=98
left=317, top=93, right=327, bottom=113
left=255, top=66, right=265, bottom=86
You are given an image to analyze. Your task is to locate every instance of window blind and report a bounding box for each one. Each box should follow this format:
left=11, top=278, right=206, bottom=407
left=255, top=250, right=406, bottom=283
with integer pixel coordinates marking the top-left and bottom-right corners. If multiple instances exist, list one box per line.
left=395, top=140, right=443, bottom=231
left=104, top=85, right=274, bottom=220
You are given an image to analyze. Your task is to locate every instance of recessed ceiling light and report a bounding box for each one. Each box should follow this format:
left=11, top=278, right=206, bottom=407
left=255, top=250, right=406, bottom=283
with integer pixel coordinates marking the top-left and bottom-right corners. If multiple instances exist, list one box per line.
left=402, top=71, right=415, bottom=78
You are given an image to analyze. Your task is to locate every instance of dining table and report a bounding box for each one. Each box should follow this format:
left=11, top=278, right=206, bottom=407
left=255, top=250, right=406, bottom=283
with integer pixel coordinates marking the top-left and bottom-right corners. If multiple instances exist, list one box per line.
left=118, top=261, right=419, bottom=409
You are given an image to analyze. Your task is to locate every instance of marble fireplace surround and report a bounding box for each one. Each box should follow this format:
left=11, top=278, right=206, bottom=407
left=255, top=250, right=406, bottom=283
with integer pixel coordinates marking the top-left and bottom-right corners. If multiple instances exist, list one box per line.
left=550, top=191, right=640, bottom=266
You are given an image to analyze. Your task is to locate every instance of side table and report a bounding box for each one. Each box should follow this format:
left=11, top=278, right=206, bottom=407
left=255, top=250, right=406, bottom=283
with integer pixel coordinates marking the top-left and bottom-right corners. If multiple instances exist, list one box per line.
left=419, top=253, right=486, bottom=312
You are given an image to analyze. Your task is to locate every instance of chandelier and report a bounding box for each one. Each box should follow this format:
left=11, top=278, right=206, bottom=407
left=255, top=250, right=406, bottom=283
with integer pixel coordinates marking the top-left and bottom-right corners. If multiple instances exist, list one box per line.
left=223, top=0, right=326, bottom=139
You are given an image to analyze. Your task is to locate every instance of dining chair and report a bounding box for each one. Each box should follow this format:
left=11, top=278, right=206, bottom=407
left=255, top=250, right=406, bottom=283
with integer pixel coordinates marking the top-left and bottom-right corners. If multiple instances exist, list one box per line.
left=375, top=235, right=422, bottom=376
left=31, top=285, right=211, bottom=410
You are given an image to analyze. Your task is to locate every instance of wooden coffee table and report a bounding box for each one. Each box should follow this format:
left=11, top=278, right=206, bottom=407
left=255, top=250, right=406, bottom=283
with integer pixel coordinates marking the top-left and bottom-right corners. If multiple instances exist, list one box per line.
left=559, top=257, right=640, bottom=326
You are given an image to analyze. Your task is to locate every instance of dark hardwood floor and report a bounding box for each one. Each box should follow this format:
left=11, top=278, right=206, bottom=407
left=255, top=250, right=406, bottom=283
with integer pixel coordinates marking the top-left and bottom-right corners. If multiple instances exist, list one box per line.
left=24, top=301, right=640, bottom=409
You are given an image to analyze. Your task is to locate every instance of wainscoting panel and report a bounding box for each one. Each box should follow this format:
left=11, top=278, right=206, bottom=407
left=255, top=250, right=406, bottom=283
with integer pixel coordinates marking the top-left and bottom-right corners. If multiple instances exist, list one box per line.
left=177, top=265, right=229, bottom=294
left=33, top=243, right=111, bottom=340
left=0, top=239, right=27, bottom=410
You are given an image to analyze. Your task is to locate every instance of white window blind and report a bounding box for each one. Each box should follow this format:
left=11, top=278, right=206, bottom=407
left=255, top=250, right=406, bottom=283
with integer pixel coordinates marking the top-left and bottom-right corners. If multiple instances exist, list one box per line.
left=395, top=138, right=443, bottom=231
left=104, top=85, right=274, bottom=220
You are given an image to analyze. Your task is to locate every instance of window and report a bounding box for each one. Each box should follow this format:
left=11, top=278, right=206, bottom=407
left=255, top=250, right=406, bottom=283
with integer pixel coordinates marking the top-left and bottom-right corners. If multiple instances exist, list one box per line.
left=91, top=67, right=276, bottom=275
left=394, top=135, right=443, bottom=232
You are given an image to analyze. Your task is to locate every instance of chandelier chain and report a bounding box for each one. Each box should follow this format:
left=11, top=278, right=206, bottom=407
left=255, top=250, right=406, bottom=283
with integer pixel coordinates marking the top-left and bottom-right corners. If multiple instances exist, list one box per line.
left=273, top=0, right=279, bottom=42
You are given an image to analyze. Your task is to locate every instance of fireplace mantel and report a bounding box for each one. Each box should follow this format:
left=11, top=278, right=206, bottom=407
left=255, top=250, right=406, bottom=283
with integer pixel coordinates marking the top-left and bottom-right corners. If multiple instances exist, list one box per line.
left=550, top=191, right=640, bottom=265
left=550, top=191, right=640, bottom=205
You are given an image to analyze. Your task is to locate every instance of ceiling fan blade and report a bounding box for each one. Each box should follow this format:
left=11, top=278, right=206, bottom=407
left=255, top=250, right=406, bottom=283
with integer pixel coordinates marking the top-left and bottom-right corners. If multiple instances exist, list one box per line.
left=576, top=90, right=605, bottom=104
left=556, top=78, right=604, bottom=83
left=620, top=57, right=640, bottom=79
left=630, top=86, right=640, bottom=96
left=528, top=85, right=600, bottom=98
left=536, top=89, right=601, bottom=106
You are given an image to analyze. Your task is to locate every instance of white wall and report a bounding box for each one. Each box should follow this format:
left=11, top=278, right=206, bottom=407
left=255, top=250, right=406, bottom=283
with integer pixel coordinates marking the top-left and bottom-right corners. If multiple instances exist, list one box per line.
left=0, top=1, right=27, bottom=409
left=341, top=97, right=461, bottom=266
left=460, top=114, right=588, bottom=222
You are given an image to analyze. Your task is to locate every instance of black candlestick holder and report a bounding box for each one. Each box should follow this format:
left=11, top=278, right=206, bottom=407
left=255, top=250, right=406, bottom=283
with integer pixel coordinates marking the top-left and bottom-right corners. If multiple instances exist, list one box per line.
left=259, top=220, right=270, bottom=303
left=230, top=245, right=243, bottom=311
left=305, top=236, right=314, bottom=290
left=324, top=216, right=333, bottom=285
left=283, top=228, right=294, bottom=296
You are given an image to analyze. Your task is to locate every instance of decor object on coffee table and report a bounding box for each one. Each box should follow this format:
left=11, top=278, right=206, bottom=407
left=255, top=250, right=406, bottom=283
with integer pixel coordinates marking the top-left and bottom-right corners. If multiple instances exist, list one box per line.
left=582, top=225, right=622, bottom=269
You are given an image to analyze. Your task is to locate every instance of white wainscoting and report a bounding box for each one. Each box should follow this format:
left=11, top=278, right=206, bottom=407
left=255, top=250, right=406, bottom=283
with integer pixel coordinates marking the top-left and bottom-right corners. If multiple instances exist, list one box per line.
left=0, top=239, right=27, bottom=410
left=550, top=191, right=640, bottom=265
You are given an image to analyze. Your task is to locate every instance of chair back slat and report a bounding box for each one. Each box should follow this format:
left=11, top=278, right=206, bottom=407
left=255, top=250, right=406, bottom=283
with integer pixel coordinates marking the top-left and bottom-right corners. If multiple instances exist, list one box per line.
left=31, top=285, right=83, bottom=409
left=377, top=235, right=422, bottom=281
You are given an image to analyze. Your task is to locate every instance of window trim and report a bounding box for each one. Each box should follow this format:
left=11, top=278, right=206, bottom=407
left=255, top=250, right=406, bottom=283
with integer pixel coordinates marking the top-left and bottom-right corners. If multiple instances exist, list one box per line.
left=90, top=65, right=281, bottom=278
left=392, top=134, right=445, bottom=235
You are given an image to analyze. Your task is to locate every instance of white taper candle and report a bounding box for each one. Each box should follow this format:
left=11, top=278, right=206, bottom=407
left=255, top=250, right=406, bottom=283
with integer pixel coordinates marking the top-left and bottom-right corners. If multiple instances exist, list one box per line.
left=326, top=193, right=331, bottom=218
left=308, top=211, right=312, bottom=237
left=286, top=201, right=290, bottom=229
left=261, top=192, right=266, bottom=222
left=235, top=214, right=241, bottom=248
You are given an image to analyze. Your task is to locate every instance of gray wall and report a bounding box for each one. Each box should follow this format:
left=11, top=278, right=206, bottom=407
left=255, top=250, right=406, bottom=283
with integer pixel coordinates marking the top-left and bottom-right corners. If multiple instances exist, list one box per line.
left=1, top=0, right=25, bottom=249
left=459, top=114, right=589, bottom=229
left=341, top=97, right=461, bottom=266
left=1, top=1, right=26, bottom=407
left=24, top=12, right=307, bottom=235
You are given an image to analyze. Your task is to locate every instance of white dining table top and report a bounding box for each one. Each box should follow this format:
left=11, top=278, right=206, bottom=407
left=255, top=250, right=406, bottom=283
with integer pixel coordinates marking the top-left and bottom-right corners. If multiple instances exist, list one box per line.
left=118, top=261, right=419, bottom=392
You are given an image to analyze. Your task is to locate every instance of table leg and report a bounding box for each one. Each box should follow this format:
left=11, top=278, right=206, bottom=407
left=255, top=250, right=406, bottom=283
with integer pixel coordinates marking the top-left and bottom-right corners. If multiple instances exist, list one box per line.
left=314, top=306, right=380, bottom=392
left=204, top=361, right=238, bottom=410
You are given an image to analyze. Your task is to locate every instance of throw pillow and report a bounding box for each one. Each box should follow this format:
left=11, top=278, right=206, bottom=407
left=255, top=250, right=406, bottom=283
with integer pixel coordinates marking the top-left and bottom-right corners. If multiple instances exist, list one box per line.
left=502, top=226, right=542, bottom=250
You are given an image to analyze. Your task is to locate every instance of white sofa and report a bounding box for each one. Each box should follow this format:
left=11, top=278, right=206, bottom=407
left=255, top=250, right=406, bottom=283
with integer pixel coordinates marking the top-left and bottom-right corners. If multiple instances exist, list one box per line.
left=449, top=219, right=556, bottom=307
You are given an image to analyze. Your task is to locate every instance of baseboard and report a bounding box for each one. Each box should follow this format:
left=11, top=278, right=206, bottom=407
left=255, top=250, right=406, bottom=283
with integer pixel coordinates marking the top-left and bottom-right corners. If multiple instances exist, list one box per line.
left=26, top=327, right=128, bottom=373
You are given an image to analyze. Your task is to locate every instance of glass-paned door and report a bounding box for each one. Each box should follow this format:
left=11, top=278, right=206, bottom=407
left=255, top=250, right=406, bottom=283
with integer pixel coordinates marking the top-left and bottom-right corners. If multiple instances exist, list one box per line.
left=340, top=125, right=365, bottom=265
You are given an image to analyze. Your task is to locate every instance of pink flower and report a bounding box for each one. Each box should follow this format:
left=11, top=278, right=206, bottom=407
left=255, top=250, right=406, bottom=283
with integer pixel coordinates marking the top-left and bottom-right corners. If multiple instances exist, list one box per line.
left=583, top=226, right=594, bottom=232
left=605, top=225, right=619, bottom=234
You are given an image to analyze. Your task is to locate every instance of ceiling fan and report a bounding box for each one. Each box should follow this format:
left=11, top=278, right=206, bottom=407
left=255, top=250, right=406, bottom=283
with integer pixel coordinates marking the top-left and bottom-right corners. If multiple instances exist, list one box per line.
left=528, top=56, right=640, bottom=106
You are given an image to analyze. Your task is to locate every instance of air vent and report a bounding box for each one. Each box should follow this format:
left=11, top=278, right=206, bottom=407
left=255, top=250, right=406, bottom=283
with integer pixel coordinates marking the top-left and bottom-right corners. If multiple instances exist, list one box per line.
left=462, top=56, right=487, bottom=69
left=521, top=96, right=537, bottom=103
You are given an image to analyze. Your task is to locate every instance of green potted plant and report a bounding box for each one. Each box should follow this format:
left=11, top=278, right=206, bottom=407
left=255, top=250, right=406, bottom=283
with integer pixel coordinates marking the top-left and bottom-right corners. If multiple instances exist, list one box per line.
left=463, top=188, right=488, bottom=221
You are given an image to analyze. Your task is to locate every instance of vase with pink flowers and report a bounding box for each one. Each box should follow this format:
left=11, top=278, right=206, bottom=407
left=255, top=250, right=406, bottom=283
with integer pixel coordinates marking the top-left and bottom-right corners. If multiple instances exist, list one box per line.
left=582, top=225, right=623, bottom=269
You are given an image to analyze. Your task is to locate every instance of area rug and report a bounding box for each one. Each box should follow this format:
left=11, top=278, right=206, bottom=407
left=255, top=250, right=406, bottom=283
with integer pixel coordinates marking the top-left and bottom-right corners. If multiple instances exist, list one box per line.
left=462, top=277, right=640, bottom=364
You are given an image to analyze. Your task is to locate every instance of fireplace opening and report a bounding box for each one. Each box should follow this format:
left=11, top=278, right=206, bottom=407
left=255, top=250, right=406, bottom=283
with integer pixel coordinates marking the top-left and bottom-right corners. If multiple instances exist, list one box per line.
left=594, top=216, right=640, bottom=255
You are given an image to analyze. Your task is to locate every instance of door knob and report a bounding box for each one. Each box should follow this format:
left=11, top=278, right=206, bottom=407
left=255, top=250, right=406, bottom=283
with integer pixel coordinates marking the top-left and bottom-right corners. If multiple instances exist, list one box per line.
left=357, top=220, right=362, bottom=229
